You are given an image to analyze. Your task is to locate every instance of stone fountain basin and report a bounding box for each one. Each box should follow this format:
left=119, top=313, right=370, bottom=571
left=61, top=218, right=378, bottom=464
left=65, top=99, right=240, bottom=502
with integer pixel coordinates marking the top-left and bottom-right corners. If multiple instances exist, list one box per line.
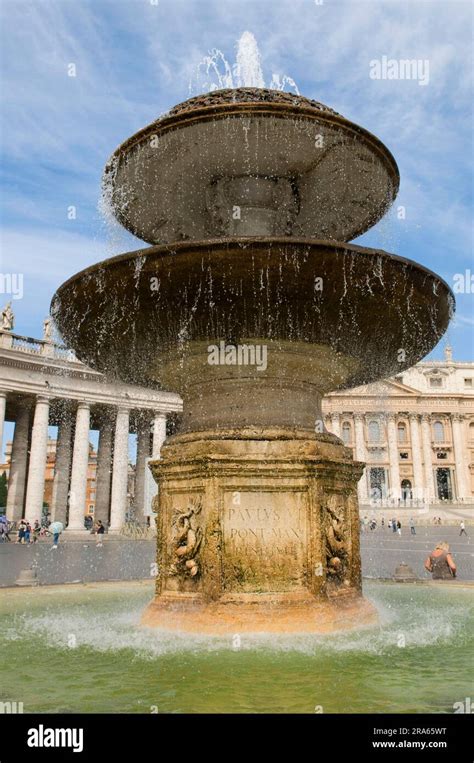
left=52, top=239, right=453, bottom=400
left=106, top=88, right=399, bottom=245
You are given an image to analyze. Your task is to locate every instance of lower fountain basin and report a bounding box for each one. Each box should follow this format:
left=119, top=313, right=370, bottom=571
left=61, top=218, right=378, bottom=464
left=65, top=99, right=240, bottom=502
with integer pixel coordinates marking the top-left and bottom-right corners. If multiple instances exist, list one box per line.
left=2, top=581, right=472, bottom=713
left=52, top=238, right=454, bottom=394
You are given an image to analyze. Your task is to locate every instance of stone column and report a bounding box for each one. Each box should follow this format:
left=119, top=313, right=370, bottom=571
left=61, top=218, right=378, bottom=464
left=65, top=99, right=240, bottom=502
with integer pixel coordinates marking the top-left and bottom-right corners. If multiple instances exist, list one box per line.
left=94, top=418, right=114, bottom=526
left=50, top=416, right=73, bottom=524
left=354, top=414, right=368, bottom=501
left=109, top=408, right=130, bottom=531
left=409, top=414, right=424, bottom=502
left=420, top=414, right=435, bottom=502
left=24, top=396, right=50, bottom=523
left=386, top=414, right=400, bottom=502
left=6, top=404, right=31, bottom=522
left=134, top=417, right=151, bottom=524
left=329, top=412, right=341, bottom=438
left=67, top=402, right=91, bottom=531
left=0, top=391, right=6, bottom=463
left=452, top=414, right=468, bottom=501
left=152, top=413, right=167, bottom=458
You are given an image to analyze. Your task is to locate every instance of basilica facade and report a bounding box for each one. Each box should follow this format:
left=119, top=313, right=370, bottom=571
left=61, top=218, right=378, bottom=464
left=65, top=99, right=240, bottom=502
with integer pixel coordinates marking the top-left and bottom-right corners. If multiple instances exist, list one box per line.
left=323, top=346, right=474, bottom=506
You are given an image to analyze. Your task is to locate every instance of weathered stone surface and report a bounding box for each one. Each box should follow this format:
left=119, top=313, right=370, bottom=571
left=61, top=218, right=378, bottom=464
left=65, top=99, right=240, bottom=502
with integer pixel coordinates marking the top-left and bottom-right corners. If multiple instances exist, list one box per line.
left=141, top=590, right=378, bottom=634
left=166, top=88, right=341, bottom=118
left=141, top=429, right=376, bottom=632
left=52, top=242, right=453, bottom=392
left=222, top=491, right=307, bottom=592
left=104, top=88, right=399, bottom=245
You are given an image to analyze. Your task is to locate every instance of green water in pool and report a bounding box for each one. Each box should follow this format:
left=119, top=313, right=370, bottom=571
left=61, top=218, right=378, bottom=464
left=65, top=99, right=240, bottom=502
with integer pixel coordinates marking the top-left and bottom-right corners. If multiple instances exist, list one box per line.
left=1, top=581, right=472, bottom=713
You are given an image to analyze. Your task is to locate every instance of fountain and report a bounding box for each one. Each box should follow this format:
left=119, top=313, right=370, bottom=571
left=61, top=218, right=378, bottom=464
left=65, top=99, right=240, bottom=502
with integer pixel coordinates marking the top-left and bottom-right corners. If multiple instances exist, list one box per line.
left=51, top=45, right=453, bottom=634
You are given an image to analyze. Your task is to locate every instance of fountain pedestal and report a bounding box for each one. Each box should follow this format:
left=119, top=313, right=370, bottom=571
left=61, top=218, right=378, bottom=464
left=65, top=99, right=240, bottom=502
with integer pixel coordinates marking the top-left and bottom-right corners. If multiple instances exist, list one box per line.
left=141, top=429, right=377, bottom=633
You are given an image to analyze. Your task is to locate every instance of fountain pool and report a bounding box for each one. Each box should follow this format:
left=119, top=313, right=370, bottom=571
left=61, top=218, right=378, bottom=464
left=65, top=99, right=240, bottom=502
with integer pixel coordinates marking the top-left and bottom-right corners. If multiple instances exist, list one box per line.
left=1, top=581, right=472, bottom=714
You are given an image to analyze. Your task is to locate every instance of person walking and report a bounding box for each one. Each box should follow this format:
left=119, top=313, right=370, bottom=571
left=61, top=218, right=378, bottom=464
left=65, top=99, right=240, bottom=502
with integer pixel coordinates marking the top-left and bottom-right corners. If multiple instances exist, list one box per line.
left=381, top=516, right=385, bottom=530
left=32, top=520, right=41, bottom=543
left=424, top=542, right=457, bottom=580
left=396, top=519, right=402, bottom=536
left=409, top=517, right=416, bottom=535
left=24, top=522, right=31, bottom=544
left=47, top=521, right=64, bottom=549
left=17, top=519, right=26, bottom=544
left=459, top=521, right=468, bottom=537
left=94, top=519, right=105, bottom=547
left=392, top=517, right=397, bottom=533
left=0, top=515, right=10, bottom=542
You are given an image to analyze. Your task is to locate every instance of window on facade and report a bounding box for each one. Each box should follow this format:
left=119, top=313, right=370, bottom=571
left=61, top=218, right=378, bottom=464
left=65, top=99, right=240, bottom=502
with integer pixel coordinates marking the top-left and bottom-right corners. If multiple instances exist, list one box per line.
left=437, top=451, right=448, bottom=460
left=401, top=479, right=412, bottom=500
left=399, top=452, right=409, bottom=459
left=469, top=423, right=474, bottom=441
left=397, top=423, right=407, bottom=443
left=369, top=467, right=387, bottom=500
left=430, top=377, right=442, bottom=388
left=342, top=422, right=352, bottom=444
left=436, top=468, right=453, bottom=501
left=433, top=421, right=445, bottom=442
left=368, top=420, right=381, bottom=442
left=465, top=378, right=473, bottom=388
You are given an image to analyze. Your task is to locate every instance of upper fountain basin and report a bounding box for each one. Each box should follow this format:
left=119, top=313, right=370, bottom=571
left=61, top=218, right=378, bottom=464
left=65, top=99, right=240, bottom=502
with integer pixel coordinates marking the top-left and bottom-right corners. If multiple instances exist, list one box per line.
left=105, top=88, right=399, bottom=245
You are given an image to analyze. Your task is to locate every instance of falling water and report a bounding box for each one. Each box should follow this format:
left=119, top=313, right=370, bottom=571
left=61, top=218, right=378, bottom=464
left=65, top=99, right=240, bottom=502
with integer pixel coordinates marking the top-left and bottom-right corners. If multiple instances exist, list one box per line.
left=191, top=31, right=299, bottom=94
left=97, top=154, right=132, bottom=258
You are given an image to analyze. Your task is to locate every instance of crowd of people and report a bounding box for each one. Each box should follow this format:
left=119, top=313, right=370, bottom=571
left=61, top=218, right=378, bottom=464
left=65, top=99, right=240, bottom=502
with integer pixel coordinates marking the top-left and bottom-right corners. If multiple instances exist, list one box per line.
left=360, top=515, right=407, bottom=533
left=360, top=515, right=468, bottom=538
left=0, top=515, right=106, bottom=548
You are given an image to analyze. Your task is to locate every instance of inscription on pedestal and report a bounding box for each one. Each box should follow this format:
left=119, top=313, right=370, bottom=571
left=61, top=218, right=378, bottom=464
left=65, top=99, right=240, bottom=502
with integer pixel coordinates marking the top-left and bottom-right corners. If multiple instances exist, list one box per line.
left=222, top=491, right=307, bottom=592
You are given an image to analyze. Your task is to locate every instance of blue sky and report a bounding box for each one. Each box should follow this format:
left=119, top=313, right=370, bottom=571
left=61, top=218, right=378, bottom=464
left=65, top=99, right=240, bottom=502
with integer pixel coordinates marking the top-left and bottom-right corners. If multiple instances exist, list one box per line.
left=0, top=0, right=473, bottom=362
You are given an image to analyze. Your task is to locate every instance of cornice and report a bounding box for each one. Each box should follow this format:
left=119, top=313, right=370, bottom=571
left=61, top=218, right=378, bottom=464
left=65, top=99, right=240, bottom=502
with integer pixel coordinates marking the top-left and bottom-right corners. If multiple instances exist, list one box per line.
left=0, top=350, right=102, bottom=380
